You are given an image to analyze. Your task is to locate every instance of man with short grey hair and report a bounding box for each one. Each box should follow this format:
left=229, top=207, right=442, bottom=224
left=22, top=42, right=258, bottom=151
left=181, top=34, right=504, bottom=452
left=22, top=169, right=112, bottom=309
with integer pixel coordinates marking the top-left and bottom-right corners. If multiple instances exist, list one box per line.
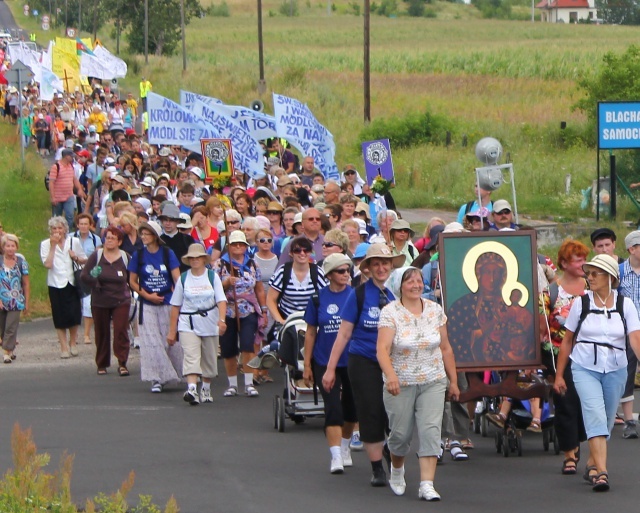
left=323, top=180, right=341, bottom=205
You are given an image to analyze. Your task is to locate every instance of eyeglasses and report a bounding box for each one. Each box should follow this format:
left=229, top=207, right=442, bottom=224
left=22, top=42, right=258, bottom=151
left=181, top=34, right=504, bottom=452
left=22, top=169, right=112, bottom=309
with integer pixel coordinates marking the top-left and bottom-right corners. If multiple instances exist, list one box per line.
left=227, top=220, right=240, bottom=225
left=395, top=229, right=411, bottom=234
left=291, top=247, right=310, bottom=254
left=331, top=268, right=349, bottom=275
left=344, top=170, right=356, bottom=176
left=584, top=271, right=608, bottom=278
left=356, top=211, right=367, bottom=217
left=304, top=217, right=321, bottom=222
left=495, top=210, right=511, bottom=216
left=267, top=210, right=281, bottom=215
left=468, top=217, right=482, bottom=222
left=258, top=238, right=273, bottom=244
left=323, top=242, right=339, bottom=248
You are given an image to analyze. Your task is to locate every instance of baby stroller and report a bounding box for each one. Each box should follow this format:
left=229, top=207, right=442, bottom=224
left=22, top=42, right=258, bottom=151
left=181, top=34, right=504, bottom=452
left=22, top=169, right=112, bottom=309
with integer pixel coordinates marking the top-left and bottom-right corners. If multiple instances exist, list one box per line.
left=473, top=371, right=502, bottom=437
left=272, top=311, right=325, bottom=432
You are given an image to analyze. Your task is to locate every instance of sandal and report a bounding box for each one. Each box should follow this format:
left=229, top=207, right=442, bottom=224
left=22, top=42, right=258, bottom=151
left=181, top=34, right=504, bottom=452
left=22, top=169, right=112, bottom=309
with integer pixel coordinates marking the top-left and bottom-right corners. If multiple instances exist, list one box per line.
left=527, top=418, right=542, bottom=433
left=245, top=385, right=259, bottom=397
left=118, top=366, right=130, bottom=377
left=615, top=414, right=625, bottom=426
left=582, top=465, right=597, bottom=484
left=97, top=368, right=107, bottom=375
left=561, top=457, right=578, bottom=475
left=460, top=438, right=474, bottom=450
left=487, top=412, right=507, bottom=429
left=449, top=441, right=469, bottom=461
left=223, top=386, right=238, bottom=397
left=592, top=472, right=610, bottom=492
left=3, top=354, right=12, bottom=364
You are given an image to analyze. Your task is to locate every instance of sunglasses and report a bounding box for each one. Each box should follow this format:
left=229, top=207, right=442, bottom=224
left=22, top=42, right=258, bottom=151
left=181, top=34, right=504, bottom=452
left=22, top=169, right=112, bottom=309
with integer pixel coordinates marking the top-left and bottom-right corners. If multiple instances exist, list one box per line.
left=331, top=268, right=349, bottom=275
left=395, top=229, right=411, bottom=233
left=304, top=217, right=321, bottom=222
left=356, top=211, right=368, bottom=216
left=495, top=210, right=511, bottom=216
left=258, top=238, right=273, bottom=244
left=344, top=170, right=356, bottom=176
left=584, top=270, right=608, bottom=278
left=227, top=220, right=240, bottom=225
left=267, top=210, right=282, bottom=215
left=323, top=242, right=339, bottom=248
left=291, top=247, right=310, bottom=254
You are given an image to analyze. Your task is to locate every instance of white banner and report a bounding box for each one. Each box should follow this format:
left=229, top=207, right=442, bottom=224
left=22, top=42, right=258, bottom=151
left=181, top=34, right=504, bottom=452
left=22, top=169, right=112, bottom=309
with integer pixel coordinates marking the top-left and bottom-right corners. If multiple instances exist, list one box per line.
left=92, top=45, right=127, bottom=78
left=6, top=42, right=41, bottom=76
left=193, top=98, right=265, bottom=179
left=147, top=92, right=219, bottom=154
left=273, top=93, right=338, bottom=180
left=40, top=68, right=63, bottom=101
left=180, top=90, right=277, bottom=141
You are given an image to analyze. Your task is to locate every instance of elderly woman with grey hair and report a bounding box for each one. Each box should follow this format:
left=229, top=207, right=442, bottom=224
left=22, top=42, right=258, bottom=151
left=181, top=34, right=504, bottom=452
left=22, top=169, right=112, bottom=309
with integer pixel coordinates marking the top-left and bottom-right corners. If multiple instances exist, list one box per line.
left=375, top=209, right=399, bottom=244
left=40, top=216, right=87, bottom=358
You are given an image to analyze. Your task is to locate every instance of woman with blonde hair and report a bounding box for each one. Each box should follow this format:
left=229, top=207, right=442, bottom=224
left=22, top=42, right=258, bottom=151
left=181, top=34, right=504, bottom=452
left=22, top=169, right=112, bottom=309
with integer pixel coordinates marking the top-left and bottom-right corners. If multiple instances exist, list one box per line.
left=206, top=196, right=225, bottom=229
left=341, top=220, right=360, bottom=256
left=0, top=234, right=30, bottom=363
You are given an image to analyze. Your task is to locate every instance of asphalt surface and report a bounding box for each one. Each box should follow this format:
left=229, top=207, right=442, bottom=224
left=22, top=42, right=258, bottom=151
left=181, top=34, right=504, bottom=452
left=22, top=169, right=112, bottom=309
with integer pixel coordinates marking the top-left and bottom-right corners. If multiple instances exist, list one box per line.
left=0, top=318, right=639, bottom=512
left=0, top=1, right=26, bottom=37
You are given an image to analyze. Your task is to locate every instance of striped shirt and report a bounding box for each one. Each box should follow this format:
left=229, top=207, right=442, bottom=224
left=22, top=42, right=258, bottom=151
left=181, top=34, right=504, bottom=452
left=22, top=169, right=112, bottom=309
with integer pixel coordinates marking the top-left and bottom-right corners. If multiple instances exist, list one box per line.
left=268, top=264, right=327, bottom=318
left=619, top=259, right=640, bottom=312
left=50, top=161, right=76, bottom=203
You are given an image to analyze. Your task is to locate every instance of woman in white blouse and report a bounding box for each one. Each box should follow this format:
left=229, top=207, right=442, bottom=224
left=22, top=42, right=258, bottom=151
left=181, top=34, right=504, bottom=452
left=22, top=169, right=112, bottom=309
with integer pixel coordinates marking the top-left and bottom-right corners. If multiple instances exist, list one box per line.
left=554, top=254, right=640, bottom=492
left=40, top=216, right=87, bottom=358
left=377, top=267, right=459, bottom=501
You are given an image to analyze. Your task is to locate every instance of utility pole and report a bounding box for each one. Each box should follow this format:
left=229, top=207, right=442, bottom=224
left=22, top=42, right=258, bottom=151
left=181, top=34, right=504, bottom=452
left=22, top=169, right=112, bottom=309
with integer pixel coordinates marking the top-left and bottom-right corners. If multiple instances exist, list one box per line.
left=257, top=0, right=265, bottom=93
left=364, top=0, right=370, bottom=123
left=144, top=0, right=149, bottom=64
left=181, top=0, right=186, bottom=72
left=92, top=0, right=98, bottom=41
left=78, top=0, right=81, bottom=33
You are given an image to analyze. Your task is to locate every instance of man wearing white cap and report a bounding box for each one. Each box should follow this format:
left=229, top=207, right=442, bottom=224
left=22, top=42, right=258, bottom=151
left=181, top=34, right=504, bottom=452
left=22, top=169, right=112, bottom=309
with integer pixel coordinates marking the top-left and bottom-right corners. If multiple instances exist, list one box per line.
left=488, top=200, right=517, bottom=231
left=617, top=230, right=640, bottom=439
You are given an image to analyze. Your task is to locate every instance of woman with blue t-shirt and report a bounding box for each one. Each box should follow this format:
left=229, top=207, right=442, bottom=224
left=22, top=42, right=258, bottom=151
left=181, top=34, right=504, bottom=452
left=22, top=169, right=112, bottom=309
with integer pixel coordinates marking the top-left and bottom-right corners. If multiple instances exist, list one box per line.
left=322, top=243, right=405, bottom=488
left=128, top=221, right=182, bottom=393
left=303, top=253, right=356, bottom=475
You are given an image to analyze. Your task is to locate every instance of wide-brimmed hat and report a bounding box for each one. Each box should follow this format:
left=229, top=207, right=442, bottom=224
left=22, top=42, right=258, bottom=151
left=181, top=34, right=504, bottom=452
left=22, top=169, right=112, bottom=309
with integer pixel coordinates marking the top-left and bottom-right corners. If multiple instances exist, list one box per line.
left=277, top=175, right=293, bottom=187
left=267, top=201, right=284, bottom=212
left=181, top=243, right=208, bottom=265
left=425, top=224, right=446, bottom=251
left=158, top=203, right=182, bottom=221
left=158, top=147, right=172, bottom=157
left=582, top=254, right=620, bottom=287
left=359, top=243, right=406, bottom=272
left=138, top=221, right=165, bottom=245
left=228, top=230, right=249, bottom=246
left=323, top=253, right=353, bottom=275
left=389, top=219, right=414, bottom=237
left=177, top=213, right=193, bottom=230
left=355, top=202, right=371, bottom=221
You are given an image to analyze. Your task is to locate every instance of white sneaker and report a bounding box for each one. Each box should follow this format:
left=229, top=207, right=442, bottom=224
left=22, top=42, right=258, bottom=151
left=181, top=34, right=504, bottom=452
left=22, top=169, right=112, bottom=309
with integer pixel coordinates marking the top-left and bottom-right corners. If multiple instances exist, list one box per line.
left=350, top=431, right=364, bottom=451
left=419, top=483, right=441, bottom=501
left=341, top=448, right=353, bottom=467
left=200, top=387, right=213, bottom=403
left=330, top=456, right=344, bottom=474
left=389, top=467, right=406, bottom=496
left=133, top=337, right=141, bottom=349
left=150, top=382, right=163, bottom=393
left=183, top=388, right=199, bottom=405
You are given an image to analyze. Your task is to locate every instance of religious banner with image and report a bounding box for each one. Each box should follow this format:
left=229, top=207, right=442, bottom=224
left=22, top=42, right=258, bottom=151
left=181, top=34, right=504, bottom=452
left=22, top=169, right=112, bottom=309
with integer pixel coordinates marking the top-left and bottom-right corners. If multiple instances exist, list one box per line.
left=439, top=230, right=541, bottom=371
left=201, top=138, right=234, bottom=187
left=362, top=138, right=395, bottom=185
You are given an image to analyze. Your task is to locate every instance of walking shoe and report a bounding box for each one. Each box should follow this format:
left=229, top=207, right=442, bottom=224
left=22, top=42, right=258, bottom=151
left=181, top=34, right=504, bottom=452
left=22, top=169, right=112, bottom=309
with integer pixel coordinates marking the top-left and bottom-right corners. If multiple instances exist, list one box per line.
left=245, top=385, right=259, bottom=397
left=133, top=337, right=141, bottom=349
left=419, top=482, right=441, bottom=501
left=342, top=448, right=353, bottom=467
left=389, top=467, right=406, bottom=496
left=350, top=431, right=364, bottom=451
left=200, top=387, right=213, bottom=403
left=330, top=456, right=344, bottom=474
left=69, top=346, right=79, bottom=357
left=623, top=420, right=638, bottom=439
left=183, top=388, right=199, bottom=405
left=370, top=467, right=387, bottom=487
left=151, top=382, right=163, bottom=393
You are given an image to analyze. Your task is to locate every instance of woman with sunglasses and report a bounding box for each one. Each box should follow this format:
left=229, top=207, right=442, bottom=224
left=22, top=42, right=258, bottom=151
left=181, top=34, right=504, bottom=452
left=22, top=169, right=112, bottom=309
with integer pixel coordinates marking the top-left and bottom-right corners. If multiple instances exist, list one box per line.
left=322, top=244, right=405, bottom=488
left=303, top=254, right=357, bottom=474
left=389, top=220, right=418, bottom=266
left=254, top=228, right=278, bottom=383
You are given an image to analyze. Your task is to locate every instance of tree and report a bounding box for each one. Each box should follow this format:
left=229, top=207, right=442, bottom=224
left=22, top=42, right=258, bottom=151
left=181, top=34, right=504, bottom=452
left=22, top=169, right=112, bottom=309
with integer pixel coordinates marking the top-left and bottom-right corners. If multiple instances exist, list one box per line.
left=595, top=0, right=640, bottom=25
left=118, top=0, right=203, bottom=56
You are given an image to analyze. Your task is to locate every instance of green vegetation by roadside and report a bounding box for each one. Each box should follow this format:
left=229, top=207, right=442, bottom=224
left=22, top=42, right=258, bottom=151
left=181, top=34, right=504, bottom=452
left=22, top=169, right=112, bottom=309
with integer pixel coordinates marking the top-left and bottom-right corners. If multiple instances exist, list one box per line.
left=0, top=122, right=51, bottom=318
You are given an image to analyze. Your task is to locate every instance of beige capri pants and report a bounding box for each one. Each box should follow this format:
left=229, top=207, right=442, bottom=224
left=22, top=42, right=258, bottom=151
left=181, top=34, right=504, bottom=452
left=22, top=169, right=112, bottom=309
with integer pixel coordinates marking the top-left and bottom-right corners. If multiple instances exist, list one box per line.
left=180, top=331, right=219, bottom=378
left=383, top=378, right=448, bottom=458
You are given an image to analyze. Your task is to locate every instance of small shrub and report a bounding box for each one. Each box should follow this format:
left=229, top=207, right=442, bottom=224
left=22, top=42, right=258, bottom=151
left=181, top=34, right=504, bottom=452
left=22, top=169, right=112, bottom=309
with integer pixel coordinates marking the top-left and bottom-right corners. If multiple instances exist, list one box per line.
left=358, top=110, right=451, bottom=150
left=424, top=7, right=437, bottom=17
left=279, top=0, right=299, bottom=16
left=207, top=1, right=231, bottom=17
left=407, top=0, right=426, bottom=17
left=375, top=0, right=399, bottom=16
left=348, top=1, right=361, bottom=15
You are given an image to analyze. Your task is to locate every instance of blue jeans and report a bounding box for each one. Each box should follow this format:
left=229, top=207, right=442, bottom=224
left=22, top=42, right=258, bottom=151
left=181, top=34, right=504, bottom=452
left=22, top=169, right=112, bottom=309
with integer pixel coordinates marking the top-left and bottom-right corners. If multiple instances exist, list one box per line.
left=571, top=361, right=626, bottom=440
left=52, top=196, right=76, bottom=230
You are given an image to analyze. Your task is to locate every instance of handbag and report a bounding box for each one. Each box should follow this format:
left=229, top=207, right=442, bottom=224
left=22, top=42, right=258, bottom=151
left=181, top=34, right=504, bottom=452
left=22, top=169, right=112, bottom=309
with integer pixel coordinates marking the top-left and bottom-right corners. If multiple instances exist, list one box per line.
left=72, top=259, right=91, bottom=298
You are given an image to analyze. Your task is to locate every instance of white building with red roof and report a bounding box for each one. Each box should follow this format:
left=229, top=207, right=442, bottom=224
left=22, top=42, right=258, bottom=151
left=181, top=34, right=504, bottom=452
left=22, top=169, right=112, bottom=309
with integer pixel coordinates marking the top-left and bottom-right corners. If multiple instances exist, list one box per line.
left=536, top=0, right=598, bottom=23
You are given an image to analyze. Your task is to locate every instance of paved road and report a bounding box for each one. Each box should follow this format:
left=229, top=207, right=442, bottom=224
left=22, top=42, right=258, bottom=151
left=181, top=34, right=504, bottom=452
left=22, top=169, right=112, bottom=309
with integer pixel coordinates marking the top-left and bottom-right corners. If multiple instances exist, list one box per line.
left=0, top=1, right=27, bottom=38
left=2, top=320, right=639, bottom=512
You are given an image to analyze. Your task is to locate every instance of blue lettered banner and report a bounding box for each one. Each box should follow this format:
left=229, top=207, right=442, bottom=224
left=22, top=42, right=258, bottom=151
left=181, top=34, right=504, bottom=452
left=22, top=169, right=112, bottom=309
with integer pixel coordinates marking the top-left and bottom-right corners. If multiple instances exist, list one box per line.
left=193, top=99, right=265, bottom=179
left=179, top=90, right=223, bottom=110
left=272, top=93, right=339, bottom=180
left=598, top=101, right=640, bottom=150
left=147, top=92, right=219, bottom=153
left=181, top=91, right=278, bottom=141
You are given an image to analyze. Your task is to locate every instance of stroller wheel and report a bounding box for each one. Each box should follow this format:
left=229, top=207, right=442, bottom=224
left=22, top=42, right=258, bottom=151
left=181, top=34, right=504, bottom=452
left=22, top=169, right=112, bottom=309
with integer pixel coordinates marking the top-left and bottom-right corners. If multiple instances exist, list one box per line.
left=495, top=431, right=502, bottom=453
left=516, top=431, right=523, bottom=457
left=502, top=433, right=510, bottom=457
left=275, top=395, right=286, bottom=433
left=273, top=396, right=279, bottom=430
left=473, top=412, right=481, bottom=434
left=481, top=414, right=489, bottom=438
left=542, top=429, right=550, bottom=452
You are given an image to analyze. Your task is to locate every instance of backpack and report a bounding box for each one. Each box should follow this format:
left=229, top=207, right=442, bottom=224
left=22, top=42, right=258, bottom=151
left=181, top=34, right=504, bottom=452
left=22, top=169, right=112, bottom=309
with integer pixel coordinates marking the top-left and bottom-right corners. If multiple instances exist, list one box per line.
left=44, top=162, right=59, bottom=191
left=180, top=268, right=216, bottom=288
left=276, top=261, right=320, bottom=316
left=463, top=200, right=475, bottom=216
left=571, top=293, right=628, bottom=364
left=74, top=231, right=100, bottom=251
left=97, top=248, right=129, bottom=267
left=354, top=282, right=392, bottom=326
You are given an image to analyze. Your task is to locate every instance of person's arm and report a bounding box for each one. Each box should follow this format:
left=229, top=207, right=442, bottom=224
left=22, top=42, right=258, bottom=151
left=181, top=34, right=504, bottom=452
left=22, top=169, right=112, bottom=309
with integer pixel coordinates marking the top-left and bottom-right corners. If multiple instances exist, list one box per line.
left=80, top=252, right=99, bottom=288
left=377, top=325, right=400, bottom=396
left=303, top=325, right=318, bottom=386
left=167, top=305, right=180, bottom=346
left=73, top=175, right=86, bottom=200
left=630, top=331, right=640, bottom=361
left=553, top=328, right=574, bottom=395
left=321, top=320, right=354, bottom=392
left=41, top=239, right=57, bottom=269
left=266, top=286, right=286, bottom=324
left=21, top=275, right=30, bottom=317
left=439, top=325, right=459, bottom=401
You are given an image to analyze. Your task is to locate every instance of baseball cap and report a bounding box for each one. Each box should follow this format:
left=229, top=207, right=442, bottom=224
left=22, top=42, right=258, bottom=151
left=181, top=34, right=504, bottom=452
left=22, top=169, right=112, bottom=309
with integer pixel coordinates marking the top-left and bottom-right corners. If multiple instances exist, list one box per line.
left=492, top=199, right=512, bottom=213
